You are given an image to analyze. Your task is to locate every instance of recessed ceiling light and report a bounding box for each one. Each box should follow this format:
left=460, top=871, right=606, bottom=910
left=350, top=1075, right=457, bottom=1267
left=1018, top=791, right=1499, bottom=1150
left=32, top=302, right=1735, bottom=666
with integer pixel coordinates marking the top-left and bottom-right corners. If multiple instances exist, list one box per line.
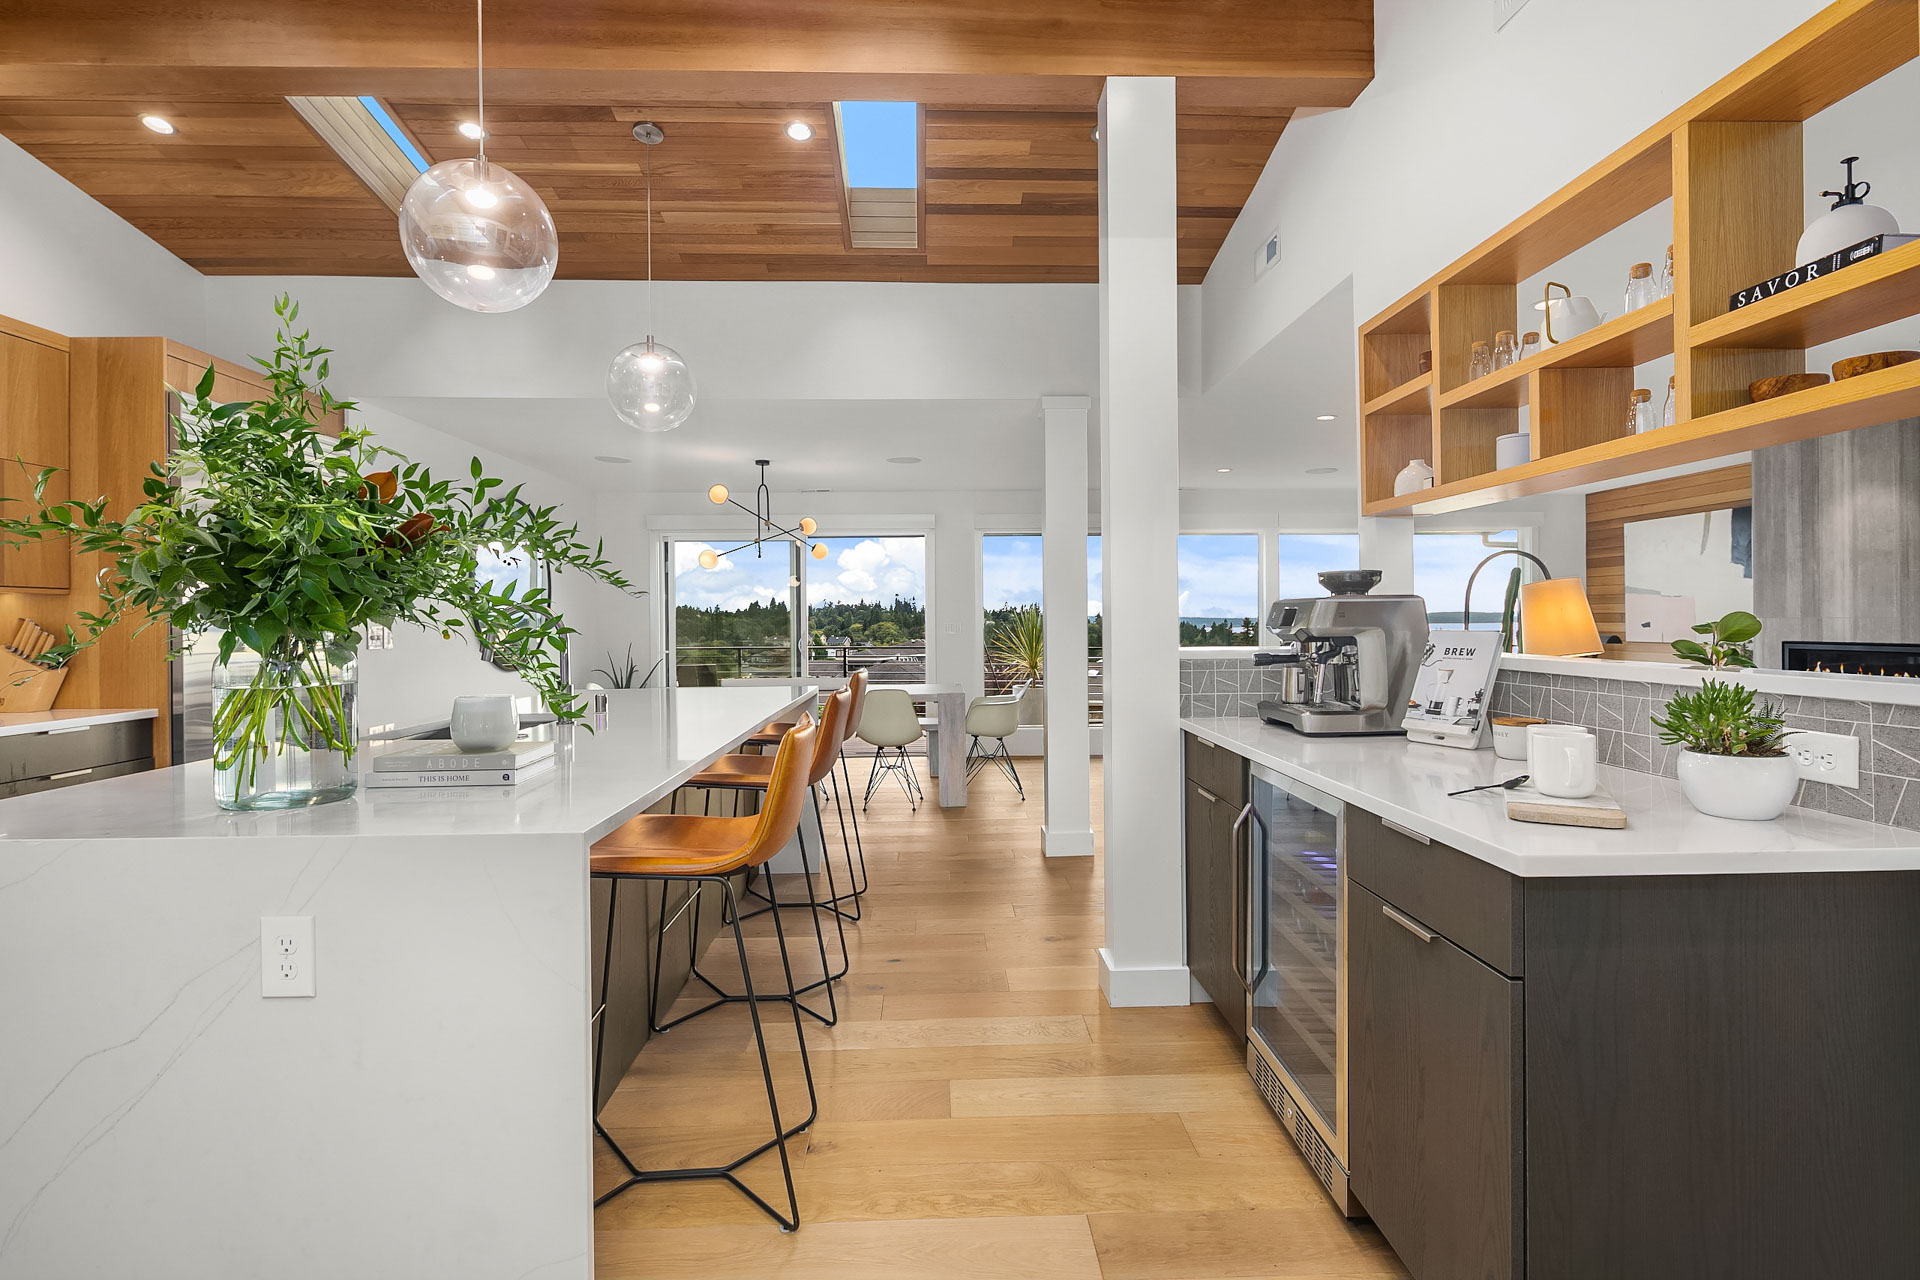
left=1306, top=466, right=1339, bottom=475
left=886, top=456, right=921, bottom=464
left=139, top=114, right=175, bottom=135
left=1216, top=467, right=1233, bottom=473
left=785, top=120, right=814, bottom=141
left=593, top=455, right=632, bottom=464
left=1315, top=414, right=1337, bottom=421
left=458, top=120, right=487, bottom=141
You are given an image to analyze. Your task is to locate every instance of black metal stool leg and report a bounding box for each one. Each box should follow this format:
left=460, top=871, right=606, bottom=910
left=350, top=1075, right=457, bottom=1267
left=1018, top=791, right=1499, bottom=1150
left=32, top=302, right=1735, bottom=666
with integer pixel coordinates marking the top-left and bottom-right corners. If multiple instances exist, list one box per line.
left=592, top=874, right=803, bottom=1231
left=836, top=754, right=871, bottom=896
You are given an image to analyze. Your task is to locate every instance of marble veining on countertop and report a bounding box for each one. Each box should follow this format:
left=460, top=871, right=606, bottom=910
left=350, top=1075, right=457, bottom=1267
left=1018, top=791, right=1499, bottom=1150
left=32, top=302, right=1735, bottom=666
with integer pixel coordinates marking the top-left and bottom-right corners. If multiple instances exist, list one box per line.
left=1182, top=714, right=1920, bottom=878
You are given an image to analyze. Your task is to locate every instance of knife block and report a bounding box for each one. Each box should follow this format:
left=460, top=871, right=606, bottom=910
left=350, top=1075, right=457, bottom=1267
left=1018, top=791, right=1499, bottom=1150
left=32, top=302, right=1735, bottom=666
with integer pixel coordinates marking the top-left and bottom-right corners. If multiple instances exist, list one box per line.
left=0, top=634, right=67, bottom=711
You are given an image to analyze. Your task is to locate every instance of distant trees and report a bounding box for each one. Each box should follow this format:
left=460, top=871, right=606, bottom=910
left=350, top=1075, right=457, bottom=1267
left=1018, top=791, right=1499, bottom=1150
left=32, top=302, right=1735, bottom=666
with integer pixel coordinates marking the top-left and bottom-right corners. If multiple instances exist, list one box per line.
left=808, top=596, right=925, bottom=647
left=1180, top=616, right=1259, bottom=646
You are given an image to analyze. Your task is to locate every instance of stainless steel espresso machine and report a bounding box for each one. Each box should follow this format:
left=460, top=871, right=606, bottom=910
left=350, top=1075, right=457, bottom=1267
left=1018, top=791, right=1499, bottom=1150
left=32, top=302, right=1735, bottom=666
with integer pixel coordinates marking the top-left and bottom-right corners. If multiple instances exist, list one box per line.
left=1254, top=571, right=1428, bottom=735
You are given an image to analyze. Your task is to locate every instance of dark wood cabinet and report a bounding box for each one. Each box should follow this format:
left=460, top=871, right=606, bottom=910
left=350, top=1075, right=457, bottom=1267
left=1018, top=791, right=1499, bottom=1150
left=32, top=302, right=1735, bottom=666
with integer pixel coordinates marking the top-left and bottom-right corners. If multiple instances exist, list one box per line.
left=1351, top=881, right=1523, bottom=1280
left=1184, top=733, right=1247, bottom=1038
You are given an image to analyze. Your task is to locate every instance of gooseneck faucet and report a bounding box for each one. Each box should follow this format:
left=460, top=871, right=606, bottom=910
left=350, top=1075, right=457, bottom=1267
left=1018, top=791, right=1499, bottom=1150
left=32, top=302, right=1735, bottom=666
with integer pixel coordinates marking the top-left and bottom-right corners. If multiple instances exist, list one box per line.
left=1461, top=549, right=1553, bottom=650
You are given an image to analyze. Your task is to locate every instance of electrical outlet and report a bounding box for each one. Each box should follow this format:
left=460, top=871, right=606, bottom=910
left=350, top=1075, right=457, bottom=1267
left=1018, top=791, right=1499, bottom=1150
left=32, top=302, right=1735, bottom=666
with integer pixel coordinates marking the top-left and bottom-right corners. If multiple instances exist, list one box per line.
left=261, top=915, right=315, bottom=997
left=1785, top=729, right=1860, bottom=789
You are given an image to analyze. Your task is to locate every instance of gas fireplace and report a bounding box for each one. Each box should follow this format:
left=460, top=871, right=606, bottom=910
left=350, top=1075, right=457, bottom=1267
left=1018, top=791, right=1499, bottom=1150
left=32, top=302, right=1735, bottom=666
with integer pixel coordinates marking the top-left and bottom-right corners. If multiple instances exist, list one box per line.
left=1780, top=640, right=1920, bottom=679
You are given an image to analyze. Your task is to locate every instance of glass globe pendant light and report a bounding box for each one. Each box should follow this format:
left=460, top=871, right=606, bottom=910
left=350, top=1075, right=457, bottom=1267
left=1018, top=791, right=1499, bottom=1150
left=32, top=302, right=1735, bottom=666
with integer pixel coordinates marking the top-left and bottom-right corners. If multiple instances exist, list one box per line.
left=608, top=123, right=697, bottom=432
left=398, top=0, right=558, bottom=313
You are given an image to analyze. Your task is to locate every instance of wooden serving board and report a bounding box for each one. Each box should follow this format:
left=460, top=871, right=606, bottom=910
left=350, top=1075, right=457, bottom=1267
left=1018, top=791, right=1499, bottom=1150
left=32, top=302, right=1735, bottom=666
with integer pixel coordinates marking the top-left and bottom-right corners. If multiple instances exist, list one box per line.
left=1506, top=781, right=1626, bottom=829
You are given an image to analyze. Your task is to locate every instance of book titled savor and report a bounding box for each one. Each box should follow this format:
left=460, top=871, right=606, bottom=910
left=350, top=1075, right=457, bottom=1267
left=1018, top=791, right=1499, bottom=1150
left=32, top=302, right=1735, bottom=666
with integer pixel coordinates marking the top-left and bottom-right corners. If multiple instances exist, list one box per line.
left=364, top=739, right=557, bottom=788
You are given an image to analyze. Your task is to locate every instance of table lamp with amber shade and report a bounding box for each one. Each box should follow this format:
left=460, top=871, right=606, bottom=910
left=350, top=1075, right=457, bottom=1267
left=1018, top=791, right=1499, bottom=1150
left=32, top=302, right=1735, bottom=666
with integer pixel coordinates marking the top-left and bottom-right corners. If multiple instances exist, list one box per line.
left=1519, top=578, right=1605, bottom=657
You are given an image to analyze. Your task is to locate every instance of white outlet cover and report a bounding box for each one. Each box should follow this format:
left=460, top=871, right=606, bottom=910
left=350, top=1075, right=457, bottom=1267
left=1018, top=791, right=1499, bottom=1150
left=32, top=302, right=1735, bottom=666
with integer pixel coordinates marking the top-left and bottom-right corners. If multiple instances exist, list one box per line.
left=1784, top=729, right=1861, bottom=790
left=261, top=915, right=315, bottom=997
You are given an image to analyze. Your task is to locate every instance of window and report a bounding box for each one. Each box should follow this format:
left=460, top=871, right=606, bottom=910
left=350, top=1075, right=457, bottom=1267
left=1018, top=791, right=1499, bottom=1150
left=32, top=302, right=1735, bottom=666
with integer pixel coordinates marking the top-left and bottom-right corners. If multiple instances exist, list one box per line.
left=1414, top=531, right=1520, bottom=628
left=1178, top=534, right=1260, bottom=646
left=834, top=101, right=919, bottom=249
left=982, top=535, right=1042, bottom=695
left=1276, top=533, right=1361, bottom=602
left=806, top=536, right=928, bottom=684
left=670, top=540, right=798, bottom=684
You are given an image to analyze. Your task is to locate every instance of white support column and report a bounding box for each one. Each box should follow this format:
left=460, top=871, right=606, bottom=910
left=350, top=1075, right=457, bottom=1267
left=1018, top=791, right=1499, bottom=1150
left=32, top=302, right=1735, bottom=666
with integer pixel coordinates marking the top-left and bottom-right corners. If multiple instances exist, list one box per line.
left=1041, top=395, right=1094, bottom=858
left=1096, top=77, right=1187, bottom=1008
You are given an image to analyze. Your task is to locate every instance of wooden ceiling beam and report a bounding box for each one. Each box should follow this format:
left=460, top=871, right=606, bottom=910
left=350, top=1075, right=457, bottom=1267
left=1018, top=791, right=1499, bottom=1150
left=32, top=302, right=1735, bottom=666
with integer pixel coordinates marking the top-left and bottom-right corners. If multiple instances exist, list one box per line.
left=0, top=1, right=1370, bottom=94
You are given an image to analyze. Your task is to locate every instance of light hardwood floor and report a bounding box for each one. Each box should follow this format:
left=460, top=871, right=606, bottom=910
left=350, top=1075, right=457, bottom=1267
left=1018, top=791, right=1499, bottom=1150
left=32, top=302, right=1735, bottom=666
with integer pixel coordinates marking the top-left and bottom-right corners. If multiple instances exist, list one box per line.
left=594, top=759, right=1407, bottom=1279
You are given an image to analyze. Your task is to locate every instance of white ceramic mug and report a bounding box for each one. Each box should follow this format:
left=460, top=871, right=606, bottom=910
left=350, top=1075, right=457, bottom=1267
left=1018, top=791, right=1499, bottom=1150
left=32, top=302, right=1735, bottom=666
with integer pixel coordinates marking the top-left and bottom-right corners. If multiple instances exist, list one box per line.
left=450, top=695, right=519, bottom=753
left=1527, top=724, right=1597, bottom=799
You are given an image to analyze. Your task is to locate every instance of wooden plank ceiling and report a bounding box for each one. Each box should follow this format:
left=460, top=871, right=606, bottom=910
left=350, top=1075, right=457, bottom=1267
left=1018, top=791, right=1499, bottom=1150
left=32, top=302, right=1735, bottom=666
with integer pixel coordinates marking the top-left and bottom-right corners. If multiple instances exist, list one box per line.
left=0, top=0, right=1366, bottom=284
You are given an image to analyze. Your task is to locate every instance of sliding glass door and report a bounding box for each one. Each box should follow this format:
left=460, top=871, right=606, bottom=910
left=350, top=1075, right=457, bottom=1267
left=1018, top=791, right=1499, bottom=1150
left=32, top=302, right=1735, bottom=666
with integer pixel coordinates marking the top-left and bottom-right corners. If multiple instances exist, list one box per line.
left=668, top=539, right=802, bottom=686
left=805, top=536, right=927, bottom=685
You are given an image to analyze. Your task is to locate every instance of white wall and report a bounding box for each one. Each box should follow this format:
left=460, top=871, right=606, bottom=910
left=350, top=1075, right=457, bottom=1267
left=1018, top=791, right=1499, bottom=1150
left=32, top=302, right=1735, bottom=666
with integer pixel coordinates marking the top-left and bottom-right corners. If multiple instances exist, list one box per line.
left=1203, top=0, right=1832, bottom=388
left=0, top=135, right=206, bottom=343
left=349, top=403, right=636, bottom=733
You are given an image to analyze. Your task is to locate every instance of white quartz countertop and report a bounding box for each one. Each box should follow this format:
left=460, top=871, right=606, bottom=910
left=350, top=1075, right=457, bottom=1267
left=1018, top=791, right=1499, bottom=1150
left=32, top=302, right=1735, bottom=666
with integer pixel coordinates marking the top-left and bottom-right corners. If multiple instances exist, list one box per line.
left=0, top=687, right=812, bottom=846
left=1183, top=714, right=1920, bottom=877
left=0, top=707, right=157, bottom=739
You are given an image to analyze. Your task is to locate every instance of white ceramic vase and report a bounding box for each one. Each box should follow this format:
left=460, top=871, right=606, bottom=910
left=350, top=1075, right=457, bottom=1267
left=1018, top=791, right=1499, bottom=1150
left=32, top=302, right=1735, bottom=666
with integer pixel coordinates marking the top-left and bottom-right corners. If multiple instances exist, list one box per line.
left=1675, top=750, right=1799, bottom=822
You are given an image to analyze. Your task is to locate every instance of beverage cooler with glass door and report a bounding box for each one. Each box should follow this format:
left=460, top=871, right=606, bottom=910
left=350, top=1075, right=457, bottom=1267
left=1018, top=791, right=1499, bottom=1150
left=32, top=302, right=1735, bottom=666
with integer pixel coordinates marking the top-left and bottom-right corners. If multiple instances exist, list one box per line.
left=1244, top=763, right=1358, bottom=1215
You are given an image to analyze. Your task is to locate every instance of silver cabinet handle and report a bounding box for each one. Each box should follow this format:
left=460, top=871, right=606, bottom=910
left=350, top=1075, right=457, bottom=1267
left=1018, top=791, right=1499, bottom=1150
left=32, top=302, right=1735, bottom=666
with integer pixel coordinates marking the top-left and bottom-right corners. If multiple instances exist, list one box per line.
left=49, top=767, right=94, bottom=781
left=1381, top=903, right=1436, bottom=943
left=47, top=725, right=94, bottom=736
left=1381, top=816, right=1430, bottom=845
left=1230, top=802, right=1255, bottom=990
left=1195, top=786, right=1219, bottom=805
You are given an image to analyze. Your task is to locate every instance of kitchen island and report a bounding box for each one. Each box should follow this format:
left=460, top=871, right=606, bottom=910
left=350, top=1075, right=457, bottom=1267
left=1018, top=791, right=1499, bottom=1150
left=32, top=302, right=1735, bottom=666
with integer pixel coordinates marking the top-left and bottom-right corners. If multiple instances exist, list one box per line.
left=1181, top=714, right=1920, bottom=1280
left=0, top=685, right=814, bottom=1280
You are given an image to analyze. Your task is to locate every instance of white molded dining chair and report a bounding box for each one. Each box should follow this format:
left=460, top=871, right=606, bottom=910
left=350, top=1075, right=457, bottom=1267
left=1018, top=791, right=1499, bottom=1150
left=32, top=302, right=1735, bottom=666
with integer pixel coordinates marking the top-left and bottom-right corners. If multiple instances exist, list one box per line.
left=964, top=682, right=1029, bottom=800
left=854, top=687, right=924, bottom=809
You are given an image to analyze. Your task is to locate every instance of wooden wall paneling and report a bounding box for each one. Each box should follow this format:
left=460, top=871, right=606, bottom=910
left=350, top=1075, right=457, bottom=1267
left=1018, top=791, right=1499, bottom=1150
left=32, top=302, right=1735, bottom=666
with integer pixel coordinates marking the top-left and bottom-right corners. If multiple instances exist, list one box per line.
left=165, top=344, right=345, bottom=437
left=67, top=338, right=174, bottom=765
left=1584, top=464, right=1752, bottom=651
left=1534, top=366, right=1634, bottom=459
left=1673, top=120, right=1805, bottom=419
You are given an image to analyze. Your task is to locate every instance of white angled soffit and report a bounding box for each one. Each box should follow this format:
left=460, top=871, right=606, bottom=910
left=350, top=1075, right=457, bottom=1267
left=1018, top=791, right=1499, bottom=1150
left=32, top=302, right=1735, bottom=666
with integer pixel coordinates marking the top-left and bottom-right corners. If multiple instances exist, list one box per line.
left=286, top=96, right=427, bottom=213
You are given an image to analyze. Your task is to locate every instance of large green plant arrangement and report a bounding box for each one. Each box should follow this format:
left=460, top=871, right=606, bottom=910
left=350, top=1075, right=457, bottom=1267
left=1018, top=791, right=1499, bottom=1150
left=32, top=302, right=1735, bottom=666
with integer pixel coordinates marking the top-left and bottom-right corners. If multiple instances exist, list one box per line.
left=1649, top=679, right=1789, bottom=758
left=0, top=296, right=636, bottom=780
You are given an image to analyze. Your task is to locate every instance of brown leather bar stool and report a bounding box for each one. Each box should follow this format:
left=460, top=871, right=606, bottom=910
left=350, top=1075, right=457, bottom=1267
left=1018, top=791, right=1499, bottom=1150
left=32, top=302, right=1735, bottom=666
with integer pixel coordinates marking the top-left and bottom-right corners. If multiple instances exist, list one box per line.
left=589, top=716, right=818, bottom=1231
left=689, top=684, right=855, bottom=1024
left=746, top=668, right=870, bottom=918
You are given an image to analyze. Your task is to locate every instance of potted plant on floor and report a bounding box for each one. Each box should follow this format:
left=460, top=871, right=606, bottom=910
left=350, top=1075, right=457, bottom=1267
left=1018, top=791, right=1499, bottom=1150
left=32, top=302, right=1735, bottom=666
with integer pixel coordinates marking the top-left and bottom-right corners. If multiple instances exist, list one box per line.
left=0, top=295, right=637, bottom=810
left=1650, top=679, right=1799, bottom=820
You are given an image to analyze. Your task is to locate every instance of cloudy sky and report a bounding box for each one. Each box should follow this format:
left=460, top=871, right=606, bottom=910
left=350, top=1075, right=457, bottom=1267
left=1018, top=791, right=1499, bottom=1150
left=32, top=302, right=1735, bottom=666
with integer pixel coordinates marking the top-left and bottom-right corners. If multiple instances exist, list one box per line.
left=672, top=539, right=794, bottom=613
left=806, top=537, right=926, bottom=606
left=982, top=535, right=1104, bottom=618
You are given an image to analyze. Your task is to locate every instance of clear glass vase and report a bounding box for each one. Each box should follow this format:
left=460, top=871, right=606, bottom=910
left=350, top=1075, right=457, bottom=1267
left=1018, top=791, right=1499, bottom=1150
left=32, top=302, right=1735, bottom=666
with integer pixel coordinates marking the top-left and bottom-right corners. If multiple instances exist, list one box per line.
left=212, top=646, right=359, bottom=810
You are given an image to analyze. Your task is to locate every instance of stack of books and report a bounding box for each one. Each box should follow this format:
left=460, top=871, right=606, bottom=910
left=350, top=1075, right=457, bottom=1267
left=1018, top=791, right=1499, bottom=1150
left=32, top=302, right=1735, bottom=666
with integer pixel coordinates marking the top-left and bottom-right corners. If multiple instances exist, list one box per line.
left=364, top=739, right=557, bottom=789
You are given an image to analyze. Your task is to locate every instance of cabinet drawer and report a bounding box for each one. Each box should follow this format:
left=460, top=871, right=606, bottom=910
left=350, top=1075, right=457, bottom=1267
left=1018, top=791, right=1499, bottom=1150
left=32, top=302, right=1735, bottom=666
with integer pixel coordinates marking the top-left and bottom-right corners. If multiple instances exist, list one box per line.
left=0, top=755, right=151, bottom=800
left=1347, top=805, right=1523, bottom=977
left=1184, top=732, right=1247, bottom=807
left=1351, top=881, right=1523, bottom=1280
left=0, top=719, right=153, bottom=784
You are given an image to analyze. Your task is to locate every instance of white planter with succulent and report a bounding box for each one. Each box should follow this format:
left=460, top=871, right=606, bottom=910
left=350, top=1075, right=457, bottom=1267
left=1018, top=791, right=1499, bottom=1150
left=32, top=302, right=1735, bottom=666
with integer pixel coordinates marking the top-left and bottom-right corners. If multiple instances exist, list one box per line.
left=1654, top=611, right=1798, bottom=821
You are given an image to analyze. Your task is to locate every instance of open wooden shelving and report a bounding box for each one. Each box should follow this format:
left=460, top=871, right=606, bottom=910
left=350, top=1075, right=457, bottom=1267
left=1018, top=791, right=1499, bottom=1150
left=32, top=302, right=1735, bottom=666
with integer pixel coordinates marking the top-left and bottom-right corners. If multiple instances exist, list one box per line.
left=1363, top=370, right=1432, bottom=417
left=1357, top=0, right=1920, bottom=517
left=1439, top=299, right=1674, bottom=412
left=1366, top=356, right=1920, bottom=516
left=1689, top=236, right=1920, bottom=350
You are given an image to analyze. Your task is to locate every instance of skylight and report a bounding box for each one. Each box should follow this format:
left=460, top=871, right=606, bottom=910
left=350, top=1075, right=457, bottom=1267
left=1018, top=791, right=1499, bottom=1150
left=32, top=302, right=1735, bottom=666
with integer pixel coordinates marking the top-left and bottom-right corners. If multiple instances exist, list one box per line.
left=358, top=97, right=429, bottom=172
left=836, top=101, right=918, bottom=188
left=832, top=101, right=920, bottom=250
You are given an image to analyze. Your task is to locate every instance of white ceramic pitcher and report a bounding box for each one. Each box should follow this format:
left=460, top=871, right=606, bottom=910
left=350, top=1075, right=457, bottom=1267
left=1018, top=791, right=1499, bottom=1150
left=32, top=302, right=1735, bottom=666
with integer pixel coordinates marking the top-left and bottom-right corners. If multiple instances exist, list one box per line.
left=1534, top=281, right=1606, bottom=344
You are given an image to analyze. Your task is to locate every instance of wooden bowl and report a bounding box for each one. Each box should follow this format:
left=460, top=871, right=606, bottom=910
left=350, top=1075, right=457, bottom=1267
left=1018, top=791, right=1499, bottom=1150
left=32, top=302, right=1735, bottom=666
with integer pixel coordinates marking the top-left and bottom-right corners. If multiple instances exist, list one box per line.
left=1833, top=350, right=1920, bottom=380
left=1749, top=372, right=1831, bottom=401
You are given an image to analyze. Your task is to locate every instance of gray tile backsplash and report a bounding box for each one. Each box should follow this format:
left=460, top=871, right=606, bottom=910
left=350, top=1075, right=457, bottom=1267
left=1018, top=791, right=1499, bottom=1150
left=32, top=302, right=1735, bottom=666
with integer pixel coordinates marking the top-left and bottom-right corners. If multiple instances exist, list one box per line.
left=1179, top=654, right=1288, bottom=720
left=1489, top=669, right=1920, bottom=831
left=1183, top=654, right=1920, bottom=831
